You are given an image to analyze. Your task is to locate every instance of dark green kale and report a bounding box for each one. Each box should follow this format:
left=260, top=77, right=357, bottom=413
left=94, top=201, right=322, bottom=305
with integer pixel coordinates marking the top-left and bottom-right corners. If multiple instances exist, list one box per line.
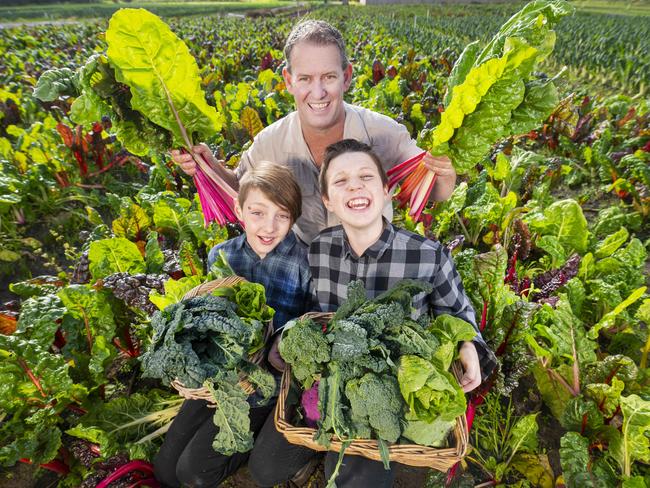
left=279, top=317, right=330, bottom=388
left=140, top=295, right=261, bottom=387
left=345, top=373, right=403, bottom=443
left=383, top=319, right=440, bottom=359
left=373, top=279, right=434, bottom=314
left=328, top=320, right=369, bottom=360
left=205, top=371, right=254, bottom=456
left=332, top=280, right=368, bottom=321
left=346, top=301, right=405, bottom=338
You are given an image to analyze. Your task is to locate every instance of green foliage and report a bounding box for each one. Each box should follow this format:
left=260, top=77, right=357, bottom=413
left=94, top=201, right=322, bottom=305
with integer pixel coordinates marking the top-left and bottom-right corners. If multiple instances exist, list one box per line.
left=398, top=355, right=466, bottom=424
left=140, top=294, right=261, bottom=387
left=279, top=317, right=331, bottom=388
left=88, top=238, right=146, bottom=280
left=1, top=2, right=649, bottom=485
left=345, top=373, right=403, bottom=443
left=205, top=371, right=254, bottom=456
left=67, top=389, right=182, bottom=460
left=212, top=281, right=275, bottom=323
left=106, top=8, right=223, bottom=150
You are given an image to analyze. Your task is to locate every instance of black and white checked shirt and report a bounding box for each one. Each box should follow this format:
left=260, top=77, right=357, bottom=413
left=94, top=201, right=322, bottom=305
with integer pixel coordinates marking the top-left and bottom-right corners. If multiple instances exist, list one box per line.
left=309, top=221, right=496, bottom=378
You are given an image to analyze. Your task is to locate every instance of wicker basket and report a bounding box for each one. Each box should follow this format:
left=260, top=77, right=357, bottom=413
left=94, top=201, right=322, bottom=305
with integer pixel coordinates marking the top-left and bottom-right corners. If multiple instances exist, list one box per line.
left=170, top=276, right=273, bottom=403
left=273, top=312, right=469, bottom=471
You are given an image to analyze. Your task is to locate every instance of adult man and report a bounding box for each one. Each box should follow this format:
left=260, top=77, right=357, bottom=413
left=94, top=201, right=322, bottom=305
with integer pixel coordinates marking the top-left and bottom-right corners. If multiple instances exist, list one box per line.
left=173, top=19, right=456, bottom=244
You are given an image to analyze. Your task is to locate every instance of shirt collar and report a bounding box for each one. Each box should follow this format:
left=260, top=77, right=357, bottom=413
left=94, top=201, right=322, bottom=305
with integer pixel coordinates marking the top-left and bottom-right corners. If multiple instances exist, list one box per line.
left=284, top=103, right=372, bottom=156
left=341, top=219, right=395, bottom=260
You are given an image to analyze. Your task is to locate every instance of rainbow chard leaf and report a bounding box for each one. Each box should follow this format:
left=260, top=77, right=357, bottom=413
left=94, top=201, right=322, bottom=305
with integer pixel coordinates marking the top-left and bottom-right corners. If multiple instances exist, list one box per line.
left=106, top=8, right=223, bottom=149
left=106, top=8, right=237, bottom=225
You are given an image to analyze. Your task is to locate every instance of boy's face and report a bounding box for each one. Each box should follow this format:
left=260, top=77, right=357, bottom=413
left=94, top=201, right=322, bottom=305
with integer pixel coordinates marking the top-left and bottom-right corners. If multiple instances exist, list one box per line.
left=236, top=188, right=293, bottom=259
left=283, top=42, right=353, bottom=134
left=322, top=152, right=388, bottom=231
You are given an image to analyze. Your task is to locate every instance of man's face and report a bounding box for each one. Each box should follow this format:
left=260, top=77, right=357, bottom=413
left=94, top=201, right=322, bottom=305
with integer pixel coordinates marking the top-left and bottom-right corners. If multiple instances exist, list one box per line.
left=283, top=42, right=353, bottom=133
left=236, top=188, right=293, bottom=259
left=322, top=151, right=388, bottom=232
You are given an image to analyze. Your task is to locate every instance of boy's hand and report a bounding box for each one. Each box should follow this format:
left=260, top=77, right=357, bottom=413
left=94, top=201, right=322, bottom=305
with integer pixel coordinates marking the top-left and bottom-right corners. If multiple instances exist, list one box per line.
left=422, top=152, right=456, bottom=201
left=268, top=335, right=286, bottom=372
left=458, top=341, right=481, bottom=393
left=170, top=143, right=222, bottom=177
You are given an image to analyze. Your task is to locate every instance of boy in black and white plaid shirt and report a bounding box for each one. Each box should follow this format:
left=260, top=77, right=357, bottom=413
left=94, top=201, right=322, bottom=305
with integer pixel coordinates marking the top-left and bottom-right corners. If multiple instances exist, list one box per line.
left=312, top=139, right=495, bottom=389
left=255, top=139, right=496, bottom=488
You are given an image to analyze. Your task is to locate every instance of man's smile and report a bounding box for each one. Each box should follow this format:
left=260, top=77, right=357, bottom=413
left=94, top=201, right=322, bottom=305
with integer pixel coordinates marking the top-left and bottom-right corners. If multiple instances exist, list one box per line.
left=308, top=101, right=330, bottom=111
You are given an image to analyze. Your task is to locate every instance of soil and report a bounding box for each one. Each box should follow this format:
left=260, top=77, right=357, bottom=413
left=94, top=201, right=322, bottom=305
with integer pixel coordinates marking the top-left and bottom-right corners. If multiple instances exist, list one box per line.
left=1, top=458, right=430, bottom=488
left=222, top=460, right=430, bottom=488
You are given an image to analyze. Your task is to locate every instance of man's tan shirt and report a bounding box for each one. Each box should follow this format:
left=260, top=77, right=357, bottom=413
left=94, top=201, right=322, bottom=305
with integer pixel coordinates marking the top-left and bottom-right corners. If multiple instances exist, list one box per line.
left=235, top=103, right=422, bottom=244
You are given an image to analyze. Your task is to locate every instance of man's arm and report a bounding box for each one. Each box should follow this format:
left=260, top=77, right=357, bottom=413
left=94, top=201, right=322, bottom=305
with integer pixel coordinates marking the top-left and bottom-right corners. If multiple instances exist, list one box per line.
left=170, top=143, right=239, bottom=191
left=367, top=108, right=456, bottom=201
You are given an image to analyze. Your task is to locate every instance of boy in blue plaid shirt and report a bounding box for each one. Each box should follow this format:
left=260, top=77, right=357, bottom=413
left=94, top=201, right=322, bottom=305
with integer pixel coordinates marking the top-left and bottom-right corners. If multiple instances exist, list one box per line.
left=154, top=162, right=311, bottom=488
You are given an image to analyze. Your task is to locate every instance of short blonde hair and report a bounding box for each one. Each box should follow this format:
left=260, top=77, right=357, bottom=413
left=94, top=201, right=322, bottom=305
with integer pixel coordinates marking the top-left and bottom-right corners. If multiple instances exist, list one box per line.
left=239, top=162, right=302, bottom=223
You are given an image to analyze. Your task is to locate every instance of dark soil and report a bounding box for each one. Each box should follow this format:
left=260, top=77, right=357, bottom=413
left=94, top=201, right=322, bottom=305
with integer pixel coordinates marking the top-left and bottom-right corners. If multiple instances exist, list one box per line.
left=222, top=460, right=430, bottom=488
left=1, top=458, right=430, bottom=488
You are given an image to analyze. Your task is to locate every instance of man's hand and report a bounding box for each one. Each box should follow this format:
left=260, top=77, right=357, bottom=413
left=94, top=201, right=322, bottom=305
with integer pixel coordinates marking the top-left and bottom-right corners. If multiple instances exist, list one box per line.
left=170, top=143, right=221, bottom=177
left=421, top=152, right=456, bottom=201
left=458, top=341, right=481, bottom=393
left=268, top=334, right=286, bottom=372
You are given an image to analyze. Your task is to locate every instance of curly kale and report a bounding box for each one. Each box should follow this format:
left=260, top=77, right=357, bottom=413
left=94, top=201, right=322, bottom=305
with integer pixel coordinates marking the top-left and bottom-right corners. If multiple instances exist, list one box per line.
left=328, top=320, right=369, bottom=360
left=345, top=373, right=403, bottom=443
left=140, top=295, right=261, bottom=387
left=332, top=280, right=368, bottom=321
left=383, top=319, right=439, bottom=359
left=335, top=354, right=389, bottom=384
left=279, top=318, right=330, bottom=387
left=346, top=301, right=405, bottom=339
left=373, top=279, right=433, bottom=314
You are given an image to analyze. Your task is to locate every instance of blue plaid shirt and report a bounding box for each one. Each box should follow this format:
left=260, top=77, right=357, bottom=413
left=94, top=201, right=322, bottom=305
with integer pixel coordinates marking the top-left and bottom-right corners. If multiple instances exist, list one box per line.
left=207, top=231, right=312, bottom=331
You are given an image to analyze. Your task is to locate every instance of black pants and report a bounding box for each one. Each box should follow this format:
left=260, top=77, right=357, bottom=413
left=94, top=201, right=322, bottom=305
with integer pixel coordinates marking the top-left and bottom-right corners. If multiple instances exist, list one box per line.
left=248, top=410, right=395, bottom=488
left=155, top=399, right=395, bottom=488
left=153, top=399, right=274, bottom=488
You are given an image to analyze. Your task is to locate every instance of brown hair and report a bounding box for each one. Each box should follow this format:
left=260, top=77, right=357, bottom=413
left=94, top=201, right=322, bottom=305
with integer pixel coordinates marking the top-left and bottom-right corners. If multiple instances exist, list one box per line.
left=284, top=20, right=349, bottom=73
left=239, top=161, right=302, bottom=223
left=319, top=139, right=387, bottom=197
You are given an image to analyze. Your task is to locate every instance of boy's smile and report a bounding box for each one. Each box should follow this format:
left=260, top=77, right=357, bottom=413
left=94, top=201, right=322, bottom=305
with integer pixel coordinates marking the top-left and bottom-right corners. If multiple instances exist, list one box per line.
left=235, top=188, right=293, bottom=259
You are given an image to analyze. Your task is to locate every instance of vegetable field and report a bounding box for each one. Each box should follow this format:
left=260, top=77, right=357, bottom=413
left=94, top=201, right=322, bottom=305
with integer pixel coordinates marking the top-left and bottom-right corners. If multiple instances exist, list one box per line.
left=1, top=1, right=649, bottom=487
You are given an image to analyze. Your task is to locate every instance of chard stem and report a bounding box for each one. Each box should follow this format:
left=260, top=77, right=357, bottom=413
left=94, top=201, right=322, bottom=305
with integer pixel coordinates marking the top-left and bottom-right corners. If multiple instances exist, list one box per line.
left=17, top=358, right=47, bottom=398
left=640, top=334, right=650, bottom=370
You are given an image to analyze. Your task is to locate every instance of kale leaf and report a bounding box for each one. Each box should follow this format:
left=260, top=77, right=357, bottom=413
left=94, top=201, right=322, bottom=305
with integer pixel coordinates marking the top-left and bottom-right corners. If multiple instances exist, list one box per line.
left=140, top=295, right=261, bottom=387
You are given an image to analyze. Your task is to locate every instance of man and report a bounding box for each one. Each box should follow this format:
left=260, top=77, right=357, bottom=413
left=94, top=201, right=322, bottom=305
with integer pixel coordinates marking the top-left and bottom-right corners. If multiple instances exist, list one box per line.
left=173, top=19, right=456, bottom=244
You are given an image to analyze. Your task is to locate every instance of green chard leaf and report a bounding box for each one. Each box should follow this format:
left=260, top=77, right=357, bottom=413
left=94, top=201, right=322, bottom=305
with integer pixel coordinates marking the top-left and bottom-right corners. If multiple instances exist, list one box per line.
left=560, top=432, right=616, bottom=488
left=88, top=237, right=146, bottom=280
left=149, top=275, right=202, bottom=311
left=508, top=77, right=559, bottom=135
left=443, top=41, right=480, bottom=107
left=106, top=8, right=223, bottom=149
left=16, top=294, right=66, bottom=345
left=33, top=67, right=78, bottom=102
left=609, top=394, right=650, bottom=477
left=528, top=199, right=589, bottom=254
left=145, top=231, right=165, bottom=274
